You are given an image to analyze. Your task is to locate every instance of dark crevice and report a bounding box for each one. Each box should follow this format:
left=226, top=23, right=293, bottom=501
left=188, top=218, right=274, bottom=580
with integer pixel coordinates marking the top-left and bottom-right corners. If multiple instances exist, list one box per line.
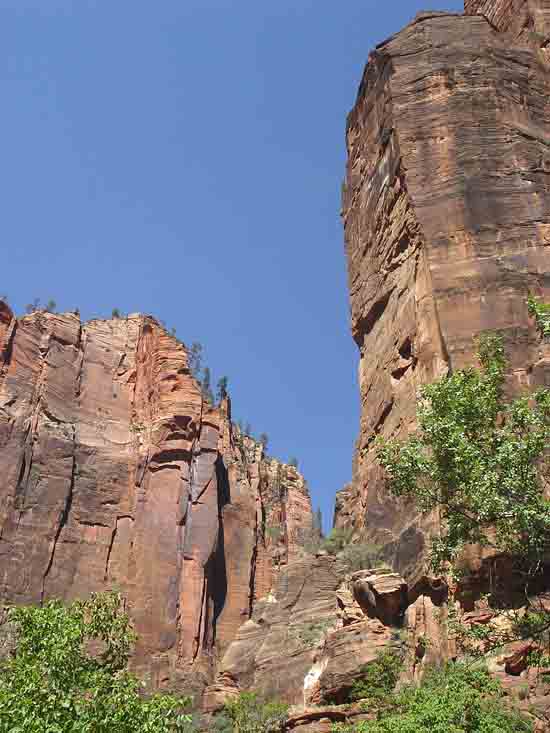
left=41, top=431, right=76, bottom=603
left=354, top=290, right=394, bottom=346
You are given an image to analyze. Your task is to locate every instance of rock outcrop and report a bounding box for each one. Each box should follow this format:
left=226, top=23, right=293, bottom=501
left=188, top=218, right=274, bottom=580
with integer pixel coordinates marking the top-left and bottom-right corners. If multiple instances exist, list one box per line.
left=338, top=0, right=550, bottom=580
left=0, top=304, right=313, bottom=694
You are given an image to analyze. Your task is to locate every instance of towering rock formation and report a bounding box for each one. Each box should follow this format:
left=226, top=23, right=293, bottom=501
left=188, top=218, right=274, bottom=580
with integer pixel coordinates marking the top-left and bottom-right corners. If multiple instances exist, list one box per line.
left=0, top=302, right=313, bottom=693
left=338, top=0, right=550, bottom=579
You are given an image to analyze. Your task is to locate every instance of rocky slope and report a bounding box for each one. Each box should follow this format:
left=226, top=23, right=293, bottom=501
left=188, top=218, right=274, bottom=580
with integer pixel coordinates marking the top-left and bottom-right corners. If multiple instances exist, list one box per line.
left=0, top=302, right=313, bottom=695
left=337, top=0, right=550, bottom=580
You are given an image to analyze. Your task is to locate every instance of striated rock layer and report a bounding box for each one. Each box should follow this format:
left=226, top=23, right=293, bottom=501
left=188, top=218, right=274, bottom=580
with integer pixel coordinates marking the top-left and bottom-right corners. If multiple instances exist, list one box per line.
left=338, top=0, right=550, bottom=579
left=0, top=303, right=313, bottom=693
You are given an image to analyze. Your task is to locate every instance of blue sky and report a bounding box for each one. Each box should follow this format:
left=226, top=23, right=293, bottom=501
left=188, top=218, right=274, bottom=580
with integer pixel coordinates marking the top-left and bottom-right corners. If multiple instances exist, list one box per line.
left=1, top=0, right=463, bottom=532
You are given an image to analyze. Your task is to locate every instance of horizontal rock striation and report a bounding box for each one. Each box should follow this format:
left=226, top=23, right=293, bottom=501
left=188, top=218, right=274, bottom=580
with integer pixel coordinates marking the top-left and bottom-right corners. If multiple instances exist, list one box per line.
left=338, top=1, right=550, bottom=579
left=0, top=304, right=313, bottom=693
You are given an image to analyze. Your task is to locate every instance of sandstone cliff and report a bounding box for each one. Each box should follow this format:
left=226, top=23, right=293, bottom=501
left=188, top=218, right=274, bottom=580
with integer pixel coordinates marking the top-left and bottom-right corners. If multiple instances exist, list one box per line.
left=337, top=0, right=550, bottom=580
left=0, top=302, right=313, bottom=694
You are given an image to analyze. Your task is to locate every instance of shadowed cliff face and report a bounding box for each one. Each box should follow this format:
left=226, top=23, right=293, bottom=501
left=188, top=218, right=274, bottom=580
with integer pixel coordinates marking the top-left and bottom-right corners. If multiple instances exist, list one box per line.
left=0, top=302, right=313, bottom=692
left=338, top=1, right=550, bottom=580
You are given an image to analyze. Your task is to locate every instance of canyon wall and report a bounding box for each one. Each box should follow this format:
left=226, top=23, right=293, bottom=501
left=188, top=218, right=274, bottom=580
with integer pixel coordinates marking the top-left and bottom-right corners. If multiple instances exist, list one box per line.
left=337, top=1, right=550, bottom=579
left=0, top=302, right=313, bottom=693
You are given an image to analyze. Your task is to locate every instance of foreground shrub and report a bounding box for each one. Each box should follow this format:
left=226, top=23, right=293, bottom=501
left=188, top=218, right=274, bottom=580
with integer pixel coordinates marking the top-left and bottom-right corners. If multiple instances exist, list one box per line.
left=332, top=663, right=532, bottom=733
left=0, top=592, right=192, bottom=732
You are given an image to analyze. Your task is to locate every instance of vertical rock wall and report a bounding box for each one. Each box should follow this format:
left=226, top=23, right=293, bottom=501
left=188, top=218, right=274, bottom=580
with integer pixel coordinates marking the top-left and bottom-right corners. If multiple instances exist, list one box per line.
left=0, top=303, right=313, bottom=692
left=338, top=4, right=550, bottom=579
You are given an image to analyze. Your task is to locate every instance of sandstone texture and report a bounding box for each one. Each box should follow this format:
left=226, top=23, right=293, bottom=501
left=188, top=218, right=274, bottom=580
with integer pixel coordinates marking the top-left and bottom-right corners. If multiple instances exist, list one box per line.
left=0, top=305, right=313, bottom=693
left=338, top=0, right=550, bottom=580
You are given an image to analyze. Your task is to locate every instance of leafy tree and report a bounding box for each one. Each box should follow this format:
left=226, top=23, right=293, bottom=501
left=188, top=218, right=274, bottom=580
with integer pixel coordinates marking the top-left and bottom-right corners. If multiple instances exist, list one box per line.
left=217, top=376, right=229, bottom=403
left=528, top=294, right=550, bottom=339
left=259, top=433, right=269, bottom=451
left=0, top=591, right=192, bottom=732
left=212, top=692, right=288, bottom=733
left=321, top=527, right=354, bottom=554
left=44, top=299, right=57, bottom=313
left=376, top=331, right=550, bottom=574
left=331, top=664, right=532, bottom=733
left=288, top=457, right=298, bottom=468
left=340, top=542, right=383, bottom=572
left=202, top=367, right=214, bottom=403
left=328, top=650, right=402, bottom=705
left=188, top=342, right=203, bottom=380
left=112, top=307, right=122, bottom=319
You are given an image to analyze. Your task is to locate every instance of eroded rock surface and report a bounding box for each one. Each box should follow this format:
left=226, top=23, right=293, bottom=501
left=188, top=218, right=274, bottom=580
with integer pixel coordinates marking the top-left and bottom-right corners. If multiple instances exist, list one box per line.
left=0, top=306, right=313, bottom=693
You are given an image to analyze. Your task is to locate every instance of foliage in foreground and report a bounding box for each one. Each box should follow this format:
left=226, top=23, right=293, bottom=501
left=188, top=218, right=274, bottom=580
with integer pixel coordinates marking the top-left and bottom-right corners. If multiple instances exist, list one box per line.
left=332, top=663, right=532, bottom=733
left=376, top=331, right=550, bottom=574
left=0, top=592, right=192, bottom=733
left=212, top=692, right=288, bottom=733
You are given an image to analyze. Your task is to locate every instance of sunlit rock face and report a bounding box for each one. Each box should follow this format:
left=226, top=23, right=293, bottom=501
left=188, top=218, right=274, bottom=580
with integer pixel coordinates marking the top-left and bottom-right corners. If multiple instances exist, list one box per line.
left=0, top=304, right=313, bottom=694
left=338, top=2, right=550, bottom=580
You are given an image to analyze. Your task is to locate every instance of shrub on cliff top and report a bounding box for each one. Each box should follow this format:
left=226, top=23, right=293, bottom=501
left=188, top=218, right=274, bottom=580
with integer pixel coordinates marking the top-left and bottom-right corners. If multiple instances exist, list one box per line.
left=0, top=591, right=192, bottom=732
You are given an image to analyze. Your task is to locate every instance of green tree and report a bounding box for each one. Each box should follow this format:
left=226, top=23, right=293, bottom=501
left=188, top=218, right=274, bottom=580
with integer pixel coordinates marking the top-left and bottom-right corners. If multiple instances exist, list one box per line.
left=330, top=650, right=402, bottom=705
left=332, top=664, right=532, bottom=733
left=376, top=332, right=550, bottom=574
left=212, top=692, right=288, bottom=733
left=528, top=294, right=550, bottom=339
left=0, top=591, right=192, bottom=732
left=45, top=299, right=57, bottom=313
left=202, top=367, right=214, bottom=403
left=112, top=307, right=122, bottom=319
left=288, top=457, right=298, bottom=468
left=188, top=342, right=203, bottom=380
left=217, top=376, right=229, bottom=403
left=259, top=433, right=269, bottom=451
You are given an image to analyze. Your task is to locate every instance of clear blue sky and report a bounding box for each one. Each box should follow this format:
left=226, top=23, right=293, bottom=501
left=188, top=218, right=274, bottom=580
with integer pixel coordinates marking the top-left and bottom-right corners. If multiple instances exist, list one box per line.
left=1, top=0, right=463, bottom=533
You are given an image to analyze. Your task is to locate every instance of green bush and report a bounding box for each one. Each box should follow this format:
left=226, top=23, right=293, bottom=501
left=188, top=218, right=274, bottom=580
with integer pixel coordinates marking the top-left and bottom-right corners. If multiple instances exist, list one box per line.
left=331, top=663, right=532, bottom=733
left=528, top=295, right=550, bottom=339
left=212, top=692, right=288, bottom=733
left=348, top=651, right=403, bottom=703
left=376, top=331, right=550, bottom=574
left=0, top=592, right=192, bottom=732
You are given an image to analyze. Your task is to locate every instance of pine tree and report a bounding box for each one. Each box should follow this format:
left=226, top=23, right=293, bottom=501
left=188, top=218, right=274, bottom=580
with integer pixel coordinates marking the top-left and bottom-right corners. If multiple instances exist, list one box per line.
left=313, top=507, right=323, bottom=538
left=188, top=342, right=203, bottom=380
left=259, top=433, right=269, bottom=451
left=216, top=376, right=229, bottom=403
left=202, top=367, right=214, bottom=403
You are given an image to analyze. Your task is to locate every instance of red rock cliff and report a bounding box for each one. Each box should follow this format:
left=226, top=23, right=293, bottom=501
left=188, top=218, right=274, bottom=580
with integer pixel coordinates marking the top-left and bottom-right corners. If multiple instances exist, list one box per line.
left=338, top=1, right=550, bottom=579
left=0, top=303, right=313, bottom=693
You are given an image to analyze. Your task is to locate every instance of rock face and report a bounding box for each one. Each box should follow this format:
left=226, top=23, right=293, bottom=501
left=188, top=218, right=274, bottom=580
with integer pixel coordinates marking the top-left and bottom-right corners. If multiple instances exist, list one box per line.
left=0, top=304, right=313, bottom=693
left=338, top=0, right=550, bottom=579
